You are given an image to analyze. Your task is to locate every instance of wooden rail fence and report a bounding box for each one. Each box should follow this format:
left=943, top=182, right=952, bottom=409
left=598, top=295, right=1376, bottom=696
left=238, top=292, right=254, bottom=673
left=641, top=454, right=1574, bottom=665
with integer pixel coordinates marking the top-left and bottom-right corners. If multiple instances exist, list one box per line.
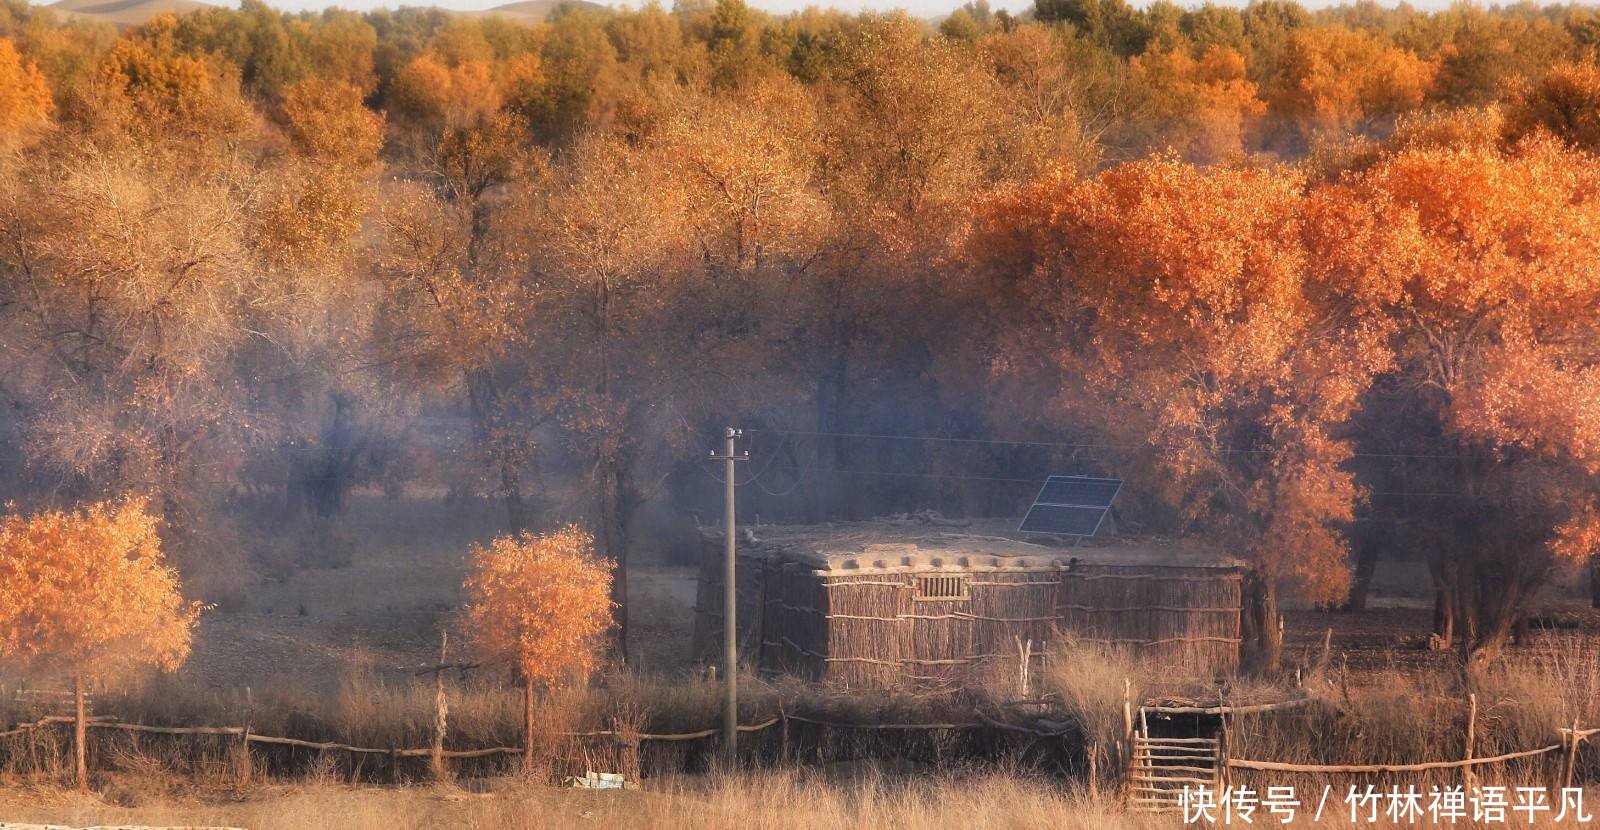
left=1126, top=689, right=1600, bottom=813
left=0, top=716, right=787, bottom=757
left=19, top=686, right=1590, bottom=798
left=1222, top=692, right=1594, bottom=783
left=0, top=711, right=1075, bottom=778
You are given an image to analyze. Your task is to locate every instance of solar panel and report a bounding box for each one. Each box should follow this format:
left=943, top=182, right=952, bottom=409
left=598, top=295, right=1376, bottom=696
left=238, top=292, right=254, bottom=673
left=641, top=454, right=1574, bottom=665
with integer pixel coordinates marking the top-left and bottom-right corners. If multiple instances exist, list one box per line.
left=1018, top=504, right=1108, bottom=535
left=1036, top=477, right=1121, bottom=509
left=1018, top=475, right=1123, bottom=536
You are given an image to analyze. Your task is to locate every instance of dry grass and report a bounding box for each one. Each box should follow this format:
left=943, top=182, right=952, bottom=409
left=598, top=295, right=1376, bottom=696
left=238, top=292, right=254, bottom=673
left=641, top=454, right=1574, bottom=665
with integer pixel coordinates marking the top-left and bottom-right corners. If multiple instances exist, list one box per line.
left=1045, top=639, right=1148, bottom=747
left=0, top=770, right=1156, bottom=830
left=1218, top=635, right=1600, bottom=801
left=10, top=622, right=1600, bottom=827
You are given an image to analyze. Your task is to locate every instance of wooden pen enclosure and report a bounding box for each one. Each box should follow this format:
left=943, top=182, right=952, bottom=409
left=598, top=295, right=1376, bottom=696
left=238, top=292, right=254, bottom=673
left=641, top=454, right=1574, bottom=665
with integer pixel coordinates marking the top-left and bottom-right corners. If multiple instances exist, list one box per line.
left=693, top=523, right=1244, bottom=688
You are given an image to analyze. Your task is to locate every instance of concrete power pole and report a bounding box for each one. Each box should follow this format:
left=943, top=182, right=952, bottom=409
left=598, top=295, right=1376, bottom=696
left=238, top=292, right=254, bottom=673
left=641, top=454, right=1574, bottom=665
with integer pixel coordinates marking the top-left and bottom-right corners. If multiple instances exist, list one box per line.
left=709, top=427, right=747, bottom=766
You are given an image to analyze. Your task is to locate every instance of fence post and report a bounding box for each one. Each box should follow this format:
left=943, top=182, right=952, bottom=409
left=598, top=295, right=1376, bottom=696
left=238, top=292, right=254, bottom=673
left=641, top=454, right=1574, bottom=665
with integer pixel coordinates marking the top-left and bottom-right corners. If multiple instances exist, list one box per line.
left=1218, top=687, right=1232, bottom=795
left=779, top=704, right=791, bottom=766
left=1015, top=636, right=1032, bottom=699
left=238, top=686, right=253, bottom=786
left=72, top=674, right=87, bottom=791
left=1122, top=677, right=1134, bottom=789
left=1563, top=718, right=1580, bottom=792
left=432, top=632, right=449, bottom=781
left=1463, top=693, right=1477, bottom=788
left=1087, top=739, right=1098, bottom=800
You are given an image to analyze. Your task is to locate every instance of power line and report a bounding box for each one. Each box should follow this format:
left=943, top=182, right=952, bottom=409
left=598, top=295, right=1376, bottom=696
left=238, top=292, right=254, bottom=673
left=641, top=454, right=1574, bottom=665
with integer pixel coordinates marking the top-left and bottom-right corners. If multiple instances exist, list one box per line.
left=700, top=432, right=778, bottom=487
left=745, top=431, right=806, bottom=497
left=745, top=427, right=1477, bottom=462
left=755, top=463, right=1051, bottom=486
left=733, top=461, right=1489, bottom=500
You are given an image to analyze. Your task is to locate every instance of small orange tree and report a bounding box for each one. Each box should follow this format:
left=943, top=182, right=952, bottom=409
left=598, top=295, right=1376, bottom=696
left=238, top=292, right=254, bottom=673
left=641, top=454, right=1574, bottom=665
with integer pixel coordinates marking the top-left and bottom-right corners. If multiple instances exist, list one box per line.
left=461, top=525, right=614, bottom=771
left=0, top=38, right=52, bottom=147
left=0, top=499, right=201, bottom=788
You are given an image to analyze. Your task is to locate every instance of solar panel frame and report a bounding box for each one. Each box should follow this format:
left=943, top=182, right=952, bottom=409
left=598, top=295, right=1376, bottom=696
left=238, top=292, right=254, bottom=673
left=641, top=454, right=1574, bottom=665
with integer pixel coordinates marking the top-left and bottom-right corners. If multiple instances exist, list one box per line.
left=1034, top=476, right=1122, bottom=509
left=1017, top=475, right=1123, bottom=536
left=1018, top=503, right=1109, bottom=535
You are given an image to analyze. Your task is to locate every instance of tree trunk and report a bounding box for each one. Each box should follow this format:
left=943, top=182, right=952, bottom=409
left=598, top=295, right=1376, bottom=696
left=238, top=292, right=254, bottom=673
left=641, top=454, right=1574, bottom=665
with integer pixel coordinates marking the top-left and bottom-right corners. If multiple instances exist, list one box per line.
left=1428, top=553, right=1456, bottom=649
left=1590, top=555, right=1600, bottom=609
left=1511, top=613, right=1531, bottom=646
left=73, top=675, right=87, bottom=791
left=522, top=674, right=535, bottom=776
left=1342, top=537, right=1380, bottom=612
left=1455, top=554, right=1542, bottom=677
left=1431, top=589, right=1454, bottom=649
left=1465, top=619, right=1516, bottom=678
left=1240, top=570, right=1281, bottom=674
left=500, top=459, right=528, bottom=534
left=296, top=392, right=363, bottom=519
left=596, top=456, right=638, bottom=662
left=809, top=361, right=846, bottom=523
left=432, top=634, right=449, bottom=781
left=465, top=369, right=529, bottom=535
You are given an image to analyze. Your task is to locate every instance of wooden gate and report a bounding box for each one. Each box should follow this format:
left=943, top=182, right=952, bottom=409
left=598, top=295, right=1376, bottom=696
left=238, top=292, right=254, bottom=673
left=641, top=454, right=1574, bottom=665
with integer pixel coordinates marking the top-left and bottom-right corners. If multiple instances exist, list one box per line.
left=1127, top=711, right=1222, bottom=813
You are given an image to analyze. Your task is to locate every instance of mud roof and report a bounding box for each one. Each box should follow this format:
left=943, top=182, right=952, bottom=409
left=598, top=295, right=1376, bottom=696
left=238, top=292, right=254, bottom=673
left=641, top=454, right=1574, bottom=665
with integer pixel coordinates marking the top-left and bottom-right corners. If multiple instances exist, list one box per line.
left=712, top=515, right=1246, bottom=575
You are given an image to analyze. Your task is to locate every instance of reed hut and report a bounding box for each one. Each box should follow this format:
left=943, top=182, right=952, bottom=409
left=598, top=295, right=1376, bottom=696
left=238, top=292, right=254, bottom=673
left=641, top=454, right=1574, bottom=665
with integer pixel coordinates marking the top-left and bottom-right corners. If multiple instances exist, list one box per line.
left=693, top=519, right=1244, bottom=688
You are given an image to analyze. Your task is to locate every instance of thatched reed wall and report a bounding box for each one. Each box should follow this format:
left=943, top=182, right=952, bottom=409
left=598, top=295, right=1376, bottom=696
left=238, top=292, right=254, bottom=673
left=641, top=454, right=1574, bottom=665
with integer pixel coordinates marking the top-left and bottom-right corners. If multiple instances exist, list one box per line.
left=694, top=532, right=1243, bottom=689
left=1056, top=564, right=1242, bottom=673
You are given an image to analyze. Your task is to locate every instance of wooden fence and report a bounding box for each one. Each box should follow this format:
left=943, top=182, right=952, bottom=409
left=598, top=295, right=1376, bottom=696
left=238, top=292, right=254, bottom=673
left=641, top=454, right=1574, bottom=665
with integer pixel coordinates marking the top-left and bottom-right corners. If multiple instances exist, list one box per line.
left=1220, top=692, right=1593, bottom=786
left=16, top=688, right=1593, bottom=795
left=0, top=708, right=1076, bottom=785
left=0, top=716, right=782, bottom=757
left=1124, top=691, right=1600, bottom=817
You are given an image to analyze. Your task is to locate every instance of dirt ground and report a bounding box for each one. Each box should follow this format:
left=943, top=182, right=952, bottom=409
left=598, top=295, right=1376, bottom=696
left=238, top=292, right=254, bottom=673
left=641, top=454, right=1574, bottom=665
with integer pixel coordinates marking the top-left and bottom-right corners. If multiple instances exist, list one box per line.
left=173, top=496, right=1600, bottom=693
left=1282, top=554, right=1600, bottom=680
left=175, top=495, right=702, bottom=695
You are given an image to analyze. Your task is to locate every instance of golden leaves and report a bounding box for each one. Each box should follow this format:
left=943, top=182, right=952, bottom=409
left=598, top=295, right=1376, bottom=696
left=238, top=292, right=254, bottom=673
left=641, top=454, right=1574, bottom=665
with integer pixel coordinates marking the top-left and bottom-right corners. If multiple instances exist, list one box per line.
left=95, top=32, right=252, bottom=147
left=1449, top=337, right=1600, bottom=474
left=0, top=38, right=52, bottom=146
left=390, top=53, right=509, bottom=128
left=652, top=77, right=828, bottom=275
left=1503, top=62, right=1600, bottom=153
left=275, top=78, right=385, bottom=166
left=974, top=158, right=1366, bottom=603
left=1268, top=26, right=1437, bottom=146
left=0, top=498, right=201, bottom=683
left=1128, top=45, right=1264, bottom=163
left=461, top=526, right=614, bottom=688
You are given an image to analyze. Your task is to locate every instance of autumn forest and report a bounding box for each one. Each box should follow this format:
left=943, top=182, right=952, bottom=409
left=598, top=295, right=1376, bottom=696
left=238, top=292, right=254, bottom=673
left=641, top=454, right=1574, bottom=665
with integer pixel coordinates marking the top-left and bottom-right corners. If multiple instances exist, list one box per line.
left=3, top=0, right=1600, bottom=720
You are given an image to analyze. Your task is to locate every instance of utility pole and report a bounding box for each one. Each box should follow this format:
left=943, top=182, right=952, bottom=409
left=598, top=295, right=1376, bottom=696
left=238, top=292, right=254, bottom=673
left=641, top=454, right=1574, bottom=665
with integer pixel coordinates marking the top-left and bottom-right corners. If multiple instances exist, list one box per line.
left=708, top=427, right=747, bottom=766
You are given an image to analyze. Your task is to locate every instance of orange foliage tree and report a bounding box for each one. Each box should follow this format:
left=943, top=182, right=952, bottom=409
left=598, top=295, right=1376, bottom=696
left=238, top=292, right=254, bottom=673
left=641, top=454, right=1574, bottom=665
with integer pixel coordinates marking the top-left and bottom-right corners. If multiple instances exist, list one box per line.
left=1266, top=26, right=1436, bottom=149
left=509, top=134, right=704, bottom=657
left=970, top=158, right=1382, bottom=669
left=1306, top=136, right=1600, bottom=671
left=0, top=499, right=201, bottom=787
left=1127, top=45, right=1264, bottom=162
left=0, top=38, right=52, bottom=147
left=461, top=526, right=614, bottom=771
left=274, top=77, right=384, bottom=166
left=389, top=52, right=504, bottom=130
left=1502, top=61, right=1600, bottom=152
left=374, top=110, right=542, bottom=533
